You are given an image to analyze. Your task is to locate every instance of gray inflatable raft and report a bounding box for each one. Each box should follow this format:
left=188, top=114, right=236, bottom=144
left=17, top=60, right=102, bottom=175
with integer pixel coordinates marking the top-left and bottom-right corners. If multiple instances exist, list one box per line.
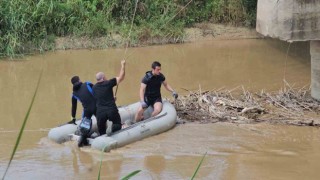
left=48, top=101, right=177, bottom=152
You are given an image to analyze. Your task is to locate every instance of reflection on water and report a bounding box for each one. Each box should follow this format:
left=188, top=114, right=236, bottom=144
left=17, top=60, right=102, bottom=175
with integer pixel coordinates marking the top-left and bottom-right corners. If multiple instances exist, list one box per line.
left=144, top=155, right=166, bottom=179
left=1, top=39, right=318, bottom=179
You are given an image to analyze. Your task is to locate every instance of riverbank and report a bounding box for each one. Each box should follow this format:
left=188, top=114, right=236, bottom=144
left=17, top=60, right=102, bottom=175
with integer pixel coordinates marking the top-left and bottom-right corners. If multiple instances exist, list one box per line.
left=54, top=23, right=262, bottom=50
left=172, top=83, right=320, bottom=127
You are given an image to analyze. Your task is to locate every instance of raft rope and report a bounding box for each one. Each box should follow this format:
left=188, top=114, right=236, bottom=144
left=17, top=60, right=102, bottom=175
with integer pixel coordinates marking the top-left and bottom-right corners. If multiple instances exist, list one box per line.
left=283, top=42, right=291, bottom=84
left=160, top=0, right=193, bottom=30
left=123, top=0, right=139, bottom=60
left=114, top=0, right=194, bottom=97
left=115, top=0, right=139, bottom=98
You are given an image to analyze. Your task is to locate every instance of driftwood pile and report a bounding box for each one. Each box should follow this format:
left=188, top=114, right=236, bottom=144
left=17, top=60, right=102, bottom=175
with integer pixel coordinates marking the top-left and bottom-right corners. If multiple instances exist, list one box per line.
left=173, top=84, right=320, bottom=126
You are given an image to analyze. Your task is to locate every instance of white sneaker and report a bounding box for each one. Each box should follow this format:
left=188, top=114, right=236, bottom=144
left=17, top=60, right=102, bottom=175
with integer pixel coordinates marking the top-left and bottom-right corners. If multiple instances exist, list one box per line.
left=106, top=120, right=113, bottom=135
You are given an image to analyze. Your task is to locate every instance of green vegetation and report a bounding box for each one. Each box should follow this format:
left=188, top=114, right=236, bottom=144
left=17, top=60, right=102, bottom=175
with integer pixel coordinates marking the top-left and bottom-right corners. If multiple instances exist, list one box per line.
left=191, top=152, right=207, bottom=180
left=0, top=0, right=257, bottom=58
left=121, top=170, right=141, bottom=180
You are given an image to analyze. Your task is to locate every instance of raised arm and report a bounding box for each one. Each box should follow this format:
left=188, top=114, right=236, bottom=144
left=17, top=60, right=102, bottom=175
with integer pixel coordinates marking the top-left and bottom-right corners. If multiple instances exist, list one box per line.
left=116, top=60, right=126, bottom=84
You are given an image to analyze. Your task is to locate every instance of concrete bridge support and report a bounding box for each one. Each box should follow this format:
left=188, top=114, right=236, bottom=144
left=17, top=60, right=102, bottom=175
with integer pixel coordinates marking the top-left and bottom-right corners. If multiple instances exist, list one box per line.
left=256, top=0, right=320, bottom=100
left=311, top=41, right=320, bottom=100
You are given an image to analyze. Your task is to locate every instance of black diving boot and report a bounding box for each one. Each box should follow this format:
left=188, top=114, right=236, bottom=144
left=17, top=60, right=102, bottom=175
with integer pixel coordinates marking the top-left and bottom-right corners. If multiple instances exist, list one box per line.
left=78, top=135, right=85, bottom=147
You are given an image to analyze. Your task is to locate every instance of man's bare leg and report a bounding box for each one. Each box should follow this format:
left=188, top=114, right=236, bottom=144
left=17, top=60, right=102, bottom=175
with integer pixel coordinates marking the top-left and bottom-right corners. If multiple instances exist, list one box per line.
left=135, top=106, right=145, bottom=122
left=151, top=102, right=162, bottom=117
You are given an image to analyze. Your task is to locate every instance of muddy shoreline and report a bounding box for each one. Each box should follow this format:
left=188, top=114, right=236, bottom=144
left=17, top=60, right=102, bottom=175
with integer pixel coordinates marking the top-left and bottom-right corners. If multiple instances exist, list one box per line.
left=55, top=23, right=263, bottom=50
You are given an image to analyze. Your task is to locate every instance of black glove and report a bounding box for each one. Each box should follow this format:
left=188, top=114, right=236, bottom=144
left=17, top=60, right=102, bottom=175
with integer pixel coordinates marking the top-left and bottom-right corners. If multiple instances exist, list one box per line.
left=172, top=91, right=178, bottom=99
left=68, top=117, right=77, bottom=125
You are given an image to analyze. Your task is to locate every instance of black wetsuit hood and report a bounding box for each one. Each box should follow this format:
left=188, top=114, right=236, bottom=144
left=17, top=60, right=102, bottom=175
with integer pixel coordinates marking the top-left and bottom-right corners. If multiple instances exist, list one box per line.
left=73, top=82, right=82, bottom=91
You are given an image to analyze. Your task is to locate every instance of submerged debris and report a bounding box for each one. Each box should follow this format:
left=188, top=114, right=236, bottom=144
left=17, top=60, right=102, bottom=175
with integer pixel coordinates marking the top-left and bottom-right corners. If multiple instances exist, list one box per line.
left=172, top=84, right=320, bottom=127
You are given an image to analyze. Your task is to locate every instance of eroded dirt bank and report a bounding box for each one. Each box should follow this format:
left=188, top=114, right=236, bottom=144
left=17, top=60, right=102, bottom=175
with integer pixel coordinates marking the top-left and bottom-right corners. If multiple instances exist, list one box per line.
left=55, top=23, right=262, bottom=50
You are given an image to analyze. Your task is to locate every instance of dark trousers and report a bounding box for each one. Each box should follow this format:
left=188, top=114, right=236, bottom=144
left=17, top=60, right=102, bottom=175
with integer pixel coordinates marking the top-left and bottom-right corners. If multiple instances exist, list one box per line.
left=82, top=107, right=96, bottom=119
left=145, top=96, right=162, bottom=107
left=96, top=108, right=122, bottom=135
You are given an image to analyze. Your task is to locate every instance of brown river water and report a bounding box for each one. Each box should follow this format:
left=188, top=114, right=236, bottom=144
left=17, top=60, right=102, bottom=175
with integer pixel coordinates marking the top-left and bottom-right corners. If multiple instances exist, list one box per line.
left=1, top=39, right=319, bottom=179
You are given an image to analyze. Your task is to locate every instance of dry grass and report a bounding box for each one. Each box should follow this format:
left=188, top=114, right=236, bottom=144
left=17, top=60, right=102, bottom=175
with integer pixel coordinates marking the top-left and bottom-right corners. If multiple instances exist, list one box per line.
left=173, top=83, right=320, bottom=126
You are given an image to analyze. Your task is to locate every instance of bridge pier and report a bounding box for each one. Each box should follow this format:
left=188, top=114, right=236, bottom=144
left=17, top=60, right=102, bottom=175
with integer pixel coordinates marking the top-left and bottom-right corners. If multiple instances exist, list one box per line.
left=311, top=41, right=320, bottom=100
left=256, top=0, right=320, bottom=100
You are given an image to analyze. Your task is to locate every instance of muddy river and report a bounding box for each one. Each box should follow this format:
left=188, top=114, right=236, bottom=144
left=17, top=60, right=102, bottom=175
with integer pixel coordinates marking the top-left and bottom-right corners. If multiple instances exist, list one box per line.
left=1, top=39, right=319, bottom=180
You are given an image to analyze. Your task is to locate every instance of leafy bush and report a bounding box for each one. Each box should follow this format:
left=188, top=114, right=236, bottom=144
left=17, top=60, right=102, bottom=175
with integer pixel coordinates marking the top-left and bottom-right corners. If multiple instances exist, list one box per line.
left=0, top=0, right=257, bottom=58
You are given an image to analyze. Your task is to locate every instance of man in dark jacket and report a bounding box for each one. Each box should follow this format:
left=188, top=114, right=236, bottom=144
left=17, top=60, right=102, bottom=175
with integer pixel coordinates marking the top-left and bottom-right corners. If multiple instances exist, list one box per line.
left=135, top=61, right=178, bottom=122
left=93, top=60, right=126, bottom=135
left=69, top=76, right=96, bottom=147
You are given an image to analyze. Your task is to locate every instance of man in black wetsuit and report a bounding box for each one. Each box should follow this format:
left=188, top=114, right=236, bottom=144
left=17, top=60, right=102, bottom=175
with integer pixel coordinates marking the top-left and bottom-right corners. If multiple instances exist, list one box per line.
left=135, top=61, right=178, bottom=122
left=93, top=60, right=126, bottom=135
left=69, top=76, right=96, bottom=147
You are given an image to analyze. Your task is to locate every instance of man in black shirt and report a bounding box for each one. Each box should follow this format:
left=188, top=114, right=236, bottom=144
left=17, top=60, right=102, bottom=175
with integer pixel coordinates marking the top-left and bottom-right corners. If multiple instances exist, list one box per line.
left=135, top=61, right=178, bottom=122
left=93, top=60, right=126, bottom=135
left=69, top=76, right=96, bottom=147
